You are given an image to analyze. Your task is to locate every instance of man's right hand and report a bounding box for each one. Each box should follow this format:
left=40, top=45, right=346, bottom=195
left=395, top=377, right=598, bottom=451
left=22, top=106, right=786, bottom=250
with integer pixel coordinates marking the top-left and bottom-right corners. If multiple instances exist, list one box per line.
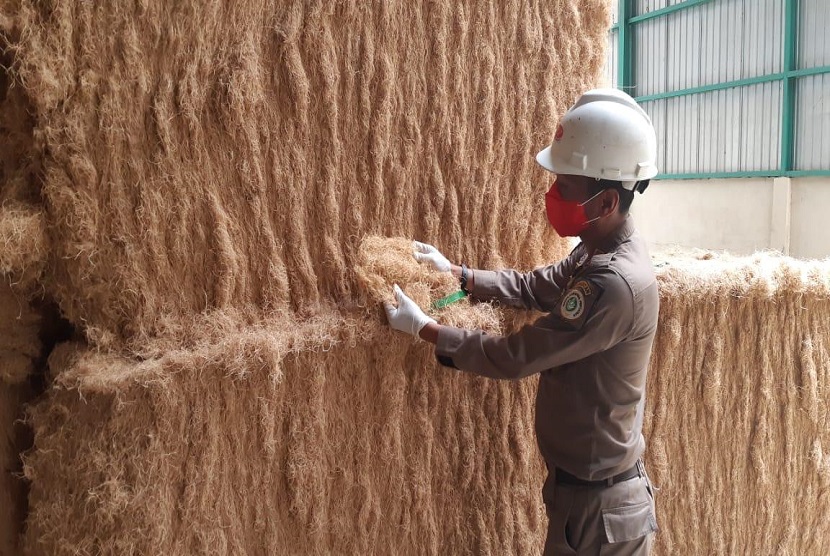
left=413, top=241, right=452, bottom=272
left=384, top=284, right=437, bottom=336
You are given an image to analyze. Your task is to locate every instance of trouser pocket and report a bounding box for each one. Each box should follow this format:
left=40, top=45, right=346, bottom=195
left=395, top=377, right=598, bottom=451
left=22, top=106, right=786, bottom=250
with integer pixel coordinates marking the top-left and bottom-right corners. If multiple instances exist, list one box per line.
left=637, top=459, right=658, bottom=500
left=544, top=486, right=578, bottom=556
left=599, top=474, right=659, bottom=555
left=600, top=499, right=658, bottom=544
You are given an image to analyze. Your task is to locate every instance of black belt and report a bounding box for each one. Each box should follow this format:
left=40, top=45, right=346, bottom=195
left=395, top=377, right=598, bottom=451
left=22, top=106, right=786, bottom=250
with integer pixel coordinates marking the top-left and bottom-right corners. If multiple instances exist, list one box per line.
left=555, top=463, right=641, bottom=488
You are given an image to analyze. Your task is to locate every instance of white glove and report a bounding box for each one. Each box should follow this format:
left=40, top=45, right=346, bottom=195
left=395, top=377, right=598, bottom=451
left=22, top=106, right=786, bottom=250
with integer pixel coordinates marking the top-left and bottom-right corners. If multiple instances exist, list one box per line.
left=413, top=241, right=452, bottom=272
left=384, top=284, right=436, bottom=336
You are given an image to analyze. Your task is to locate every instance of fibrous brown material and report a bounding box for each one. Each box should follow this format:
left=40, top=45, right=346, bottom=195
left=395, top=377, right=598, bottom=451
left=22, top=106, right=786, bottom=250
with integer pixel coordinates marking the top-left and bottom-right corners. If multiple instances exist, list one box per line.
left=1, top=12, right=47, bottom=290
left=0, top=206, right=47, bottom=289
left=356, top=236, right=459, bottom=304
left=355, top=235, right=509, bottom=332
left=0, top=284, right=40, bottom=384
left=1, top=381, right=30, bottom=556
left=7, top=0, right=830, bottom=553
left=3, top=0, right=613, bottom=553
left=3, top=0, right=605, bottom=347
left=645, top=253, right=830, bottom=555
left=0, top=285, right=40, bottom=556
left=24, top=320, right=545, bottom=555
left=0, top=25, right=39, bottom=210
left=22, top=252, right=830, bottom=555
left=23, top=237, right=545, bottom=554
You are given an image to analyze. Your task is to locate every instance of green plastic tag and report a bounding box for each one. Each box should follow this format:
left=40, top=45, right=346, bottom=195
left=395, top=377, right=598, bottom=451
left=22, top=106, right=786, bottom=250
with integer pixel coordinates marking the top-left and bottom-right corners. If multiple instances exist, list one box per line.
left=431, top=290, right=467, bottom=310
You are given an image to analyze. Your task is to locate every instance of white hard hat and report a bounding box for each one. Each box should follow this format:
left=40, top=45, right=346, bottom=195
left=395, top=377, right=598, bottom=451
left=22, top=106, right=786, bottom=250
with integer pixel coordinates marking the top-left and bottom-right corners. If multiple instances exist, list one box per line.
left=536, top=88, right=658, bottom=190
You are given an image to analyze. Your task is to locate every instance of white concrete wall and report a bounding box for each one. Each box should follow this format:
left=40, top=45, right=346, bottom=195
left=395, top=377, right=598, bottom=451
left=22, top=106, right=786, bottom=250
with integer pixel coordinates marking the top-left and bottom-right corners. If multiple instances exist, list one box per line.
left=790, top=178, right=830, bottom=260
left=630, top=177, right=830, bottom=260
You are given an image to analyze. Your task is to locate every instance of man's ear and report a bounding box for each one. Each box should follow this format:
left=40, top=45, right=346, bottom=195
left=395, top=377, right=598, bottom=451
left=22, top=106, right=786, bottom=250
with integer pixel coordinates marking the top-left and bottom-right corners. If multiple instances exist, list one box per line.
left=601, top=188, right=619, bottom=216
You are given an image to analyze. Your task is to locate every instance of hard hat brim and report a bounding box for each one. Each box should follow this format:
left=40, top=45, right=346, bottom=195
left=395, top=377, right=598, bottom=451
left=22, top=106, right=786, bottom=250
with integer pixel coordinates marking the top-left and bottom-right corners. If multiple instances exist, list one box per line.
left=535, top=146, right=557, bottom=173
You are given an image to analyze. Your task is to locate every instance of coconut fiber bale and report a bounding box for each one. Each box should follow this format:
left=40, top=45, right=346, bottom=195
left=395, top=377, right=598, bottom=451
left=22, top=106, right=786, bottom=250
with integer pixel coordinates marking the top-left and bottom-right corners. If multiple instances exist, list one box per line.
left=23, top=240, right=544, bottom=554
left=1, top=380, right=30, bottom=556
left=0, top=205, right=47, bottom=291
left=0, top=19, right=40, bottom=211
left=23, top=309, right=547, bottom=555
left=0, top=72, right=47, bottom=546
left=0, top=282, right=41, bottom=556
left=644, top=253, right=830, bottom=555
left=1, top=20, right=47, bottom=290
left=0, top=284, right=41, bottom=384
left=2, top=0, right=607, bottom=346
left=21, top=248, right=830, bottom=555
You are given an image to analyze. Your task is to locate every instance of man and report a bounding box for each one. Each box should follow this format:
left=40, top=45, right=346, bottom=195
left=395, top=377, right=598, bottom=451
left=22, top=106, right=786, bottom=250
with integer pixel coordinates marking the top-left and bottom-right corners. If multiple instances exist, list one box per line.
left=385, top=89, right=660, bottom=555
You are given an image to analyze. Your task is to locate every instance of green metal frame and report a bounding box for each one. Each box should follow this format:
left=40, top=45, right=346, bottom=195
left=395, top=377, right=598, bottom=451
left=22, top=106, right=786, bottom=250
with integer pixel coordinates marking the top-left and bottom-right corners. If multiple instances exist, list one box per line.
left=610, top=0, right=712, bottom=31
left=658, top=170, right=830, bottom=180
left=780, top=0, right=798, bottom=173
left=612, top=0, right=830, bottom=179
left=635, top=66, right=830, bottom=103
left=615, top=0, right=633, bottom=90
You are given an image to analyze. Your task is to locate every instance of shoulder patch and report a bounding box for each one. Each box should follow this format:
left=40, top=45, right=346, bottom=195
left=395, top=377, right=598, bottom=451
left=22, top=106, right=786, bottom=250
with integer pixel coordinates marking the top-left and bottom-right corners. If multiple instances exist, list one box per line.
left=556, top=279, right=603, bottom=329
left=560, top=280, right=591, bottom=320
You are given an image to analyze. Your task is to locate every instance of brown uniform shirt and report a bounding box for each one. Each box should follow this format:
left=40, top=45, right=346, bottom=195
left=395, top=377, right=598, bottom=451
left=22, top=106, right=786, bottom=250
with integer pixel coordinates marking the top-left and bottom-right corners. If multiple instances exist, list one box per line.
left=435, top=218, right=659, bottom=481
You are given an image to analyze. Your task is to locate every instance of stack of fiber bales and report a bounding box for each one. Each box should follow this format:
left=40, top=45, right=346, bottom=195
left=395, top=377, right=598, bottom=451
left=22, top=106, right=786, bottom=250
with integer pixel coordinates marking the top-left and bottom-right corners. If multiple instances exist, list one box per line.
left=0, top=373, right=30, bottom=556
left=0, top=206, right=42, bottom=556
left=1, top=39, right=47, bottom=553
left=3, top=0, right=605, bottom=349
left=645, top=252, right=830, bottom=555
left=0, top=212, right=45, bottom=556
left=0, top=0, right=609, bottom=553
left=6, top=0, right=829, bottom=554
left=0, top=284, right=38, bottom=556
left=21, top=241, right=830, bottom=554
left=24, top=239, right=547, bottom=554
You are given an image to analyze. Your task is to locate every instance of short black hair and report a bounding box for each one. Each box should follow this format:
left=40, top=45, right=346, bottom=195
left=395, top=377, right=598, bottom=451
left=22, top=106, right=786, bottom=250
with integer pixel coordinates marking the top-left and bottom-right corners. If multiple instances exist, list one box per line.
left=587, top=179, right=649, bottom=214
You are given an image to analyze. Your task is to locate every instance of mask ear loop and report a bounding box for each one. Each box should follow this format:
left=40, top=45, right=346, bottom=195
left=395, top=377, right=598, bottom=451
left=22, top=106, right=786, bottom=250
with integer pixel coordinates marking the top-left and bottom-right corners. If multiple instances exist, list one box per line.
left=577, top=189, right=605, bottom=208
left=577, top=187, right=607, bottom=226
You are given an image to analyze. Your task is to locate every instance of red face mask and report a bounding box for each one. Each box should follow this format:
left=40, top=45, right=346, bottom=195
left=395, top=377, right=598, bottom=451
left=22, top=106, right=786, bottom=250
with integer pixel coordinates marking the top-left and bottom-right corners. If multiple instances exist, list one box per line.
left=545, top=182, right=603, bottom=237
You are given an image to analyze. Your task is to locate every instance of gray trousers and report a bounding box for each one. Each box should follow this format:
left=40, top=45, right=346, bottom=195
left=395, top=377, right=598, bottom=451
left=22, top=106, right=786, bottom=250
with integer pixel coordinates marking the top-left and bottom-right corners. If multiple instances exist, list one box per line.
left=543, top=472, right=658, bottom=556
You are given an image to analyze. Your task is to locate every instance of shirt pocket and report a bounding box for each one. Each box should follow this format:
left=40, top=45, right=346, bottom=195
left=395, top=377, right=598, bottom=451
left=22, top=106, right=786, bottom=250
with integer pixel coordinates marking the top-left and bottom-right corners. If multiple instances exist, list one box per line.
left=601, top=499, right=658, bottom=544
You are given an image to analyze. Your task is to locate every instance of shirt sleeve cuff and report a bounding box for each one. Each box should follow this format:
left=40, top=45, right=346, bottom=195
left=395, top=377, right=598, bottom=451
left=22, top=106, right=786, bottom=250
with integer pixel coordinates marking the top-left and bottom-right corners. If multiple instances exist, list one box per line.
left=471, top=269, right=501, bottom=298
left=435, top=326, right=466, bottom=368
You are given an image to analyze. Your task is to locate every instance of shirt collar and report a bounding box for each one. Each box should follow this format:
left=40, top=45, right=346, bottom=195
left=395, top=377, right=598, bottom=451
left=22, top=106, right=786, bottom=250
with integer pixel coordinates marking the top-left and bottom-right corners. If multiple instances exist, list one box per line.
left=596, top=216, right=635, bottom=254
left=573, top=217, right=636, bottom=267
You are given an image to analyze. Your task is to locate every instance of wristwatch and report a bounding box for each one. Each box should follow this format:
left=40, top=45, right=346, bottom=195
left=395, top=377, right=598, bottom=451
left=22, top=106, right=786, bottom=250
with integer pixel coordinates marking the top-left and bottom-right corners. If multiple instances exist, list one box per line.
left=460, top=264, right=471, bottom=294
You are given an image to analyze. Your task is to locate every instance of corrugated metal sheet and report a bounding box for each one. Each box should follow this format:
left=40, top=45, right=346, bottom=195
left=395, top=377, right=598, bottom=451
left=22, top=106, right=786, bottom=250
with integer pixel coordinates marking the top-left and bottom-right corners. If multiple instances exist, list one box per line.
left=634, top=0, right=688, bottom=17
left=640, top=100, right=667, bottom=171
left=795, top=73, right=830, bottom=171
left=610, top=0, right=827, bottom=174
left=695, top=0, right=744, bottom=84
left=739, top=81, right=782, bottom=171
left=800, top=0, right=830, bottom=68
left=632, top=18, right=667, bottom=96
left=740, top=0, right=784, bottom=77
left=605, top=30, right=619, bottom=87
left=634, top=0, right=783, bottom=97
left=641, top=81, right=781, bottom=174
left=664, top=5, right=703, bottom=90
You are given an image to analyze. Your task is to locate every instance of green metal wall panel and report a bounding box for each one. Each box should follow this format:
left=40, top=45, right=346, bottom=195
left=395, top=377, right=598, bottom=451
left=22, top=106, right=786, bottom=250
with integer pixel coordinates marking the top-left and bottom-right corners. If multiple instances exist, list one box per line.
left=606, top=0, right=830, bottom=178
